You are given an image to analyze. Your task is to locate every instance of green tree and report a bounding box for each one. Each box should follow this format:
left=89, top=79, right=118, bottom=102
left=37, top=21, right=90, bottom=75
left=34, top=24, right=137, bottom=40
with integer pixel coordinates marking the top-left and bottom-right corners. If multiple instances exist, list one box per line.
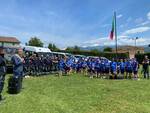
left=74, top=45, right=80, bottom=51
left=48, top=43, right=59, bottom=51
left=65, top=47, right=73, bottom=51
left=90, top=49, right=100, bottom=53
left=103, top=47, right=112, bottom=52
left=28, top=37, right=43, bottom=47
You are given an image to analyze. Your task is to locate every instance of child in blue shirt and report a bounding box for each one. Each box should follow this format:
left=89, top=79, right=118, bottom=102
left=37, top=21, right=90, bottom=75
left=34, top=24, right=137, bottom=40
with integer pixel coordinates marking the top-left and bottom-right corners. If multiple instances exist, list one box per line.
left=132, top=58, right=139, bottom=79
left=119, top=59, right=125, bottom=77
left=126, top=59, right=133, bottom=79
left=110, top=59, right=117, bottom=79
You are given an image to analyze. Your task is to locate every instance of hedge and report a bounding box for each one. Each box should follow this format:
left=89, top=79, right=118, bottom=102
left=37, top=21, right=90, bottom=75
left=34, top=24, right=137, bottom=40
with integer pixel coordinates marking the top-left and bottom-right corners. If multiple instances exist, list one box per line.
left=58, top=50, right=129, bottom=60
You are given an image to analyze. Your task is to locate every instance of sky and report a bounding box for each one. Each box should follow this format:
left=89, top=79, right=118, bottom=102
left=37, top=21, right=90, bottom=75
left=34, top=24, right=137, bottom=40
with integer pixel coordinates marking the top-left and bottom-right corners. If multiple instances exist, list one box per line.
left=0, top=0, right=150, bottom=48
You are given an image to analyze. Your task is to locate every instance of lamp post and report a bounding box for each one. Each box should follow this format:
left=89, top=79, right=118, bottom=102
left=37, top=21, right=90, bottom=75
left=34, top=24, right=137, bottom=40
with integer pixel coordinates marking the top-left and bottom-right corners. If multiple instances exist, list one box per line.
left=135, top=37, right=139, bottom=52
left=133, top=37, right=139, bottom=57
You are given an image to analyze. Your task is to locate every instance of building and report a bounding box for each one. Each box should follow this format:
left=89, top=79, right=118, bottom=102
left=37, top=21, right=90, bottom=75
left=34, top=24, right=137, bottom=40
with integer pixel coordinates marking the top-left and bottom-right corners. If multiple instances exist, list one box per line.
left=112, top=46, right=144, bottom=58
left=0, top=36, right=21, bottom=68
left=0, top=36, right=20, bottom=47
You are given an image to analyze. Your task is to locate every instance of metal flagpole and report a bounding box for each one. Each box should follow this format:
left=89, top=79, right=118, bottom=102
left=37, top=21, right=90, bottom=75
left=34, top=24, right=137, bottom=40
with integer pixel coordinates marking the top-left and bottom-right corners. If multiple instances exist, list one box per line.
left=114, top=12, right=118, bottom=60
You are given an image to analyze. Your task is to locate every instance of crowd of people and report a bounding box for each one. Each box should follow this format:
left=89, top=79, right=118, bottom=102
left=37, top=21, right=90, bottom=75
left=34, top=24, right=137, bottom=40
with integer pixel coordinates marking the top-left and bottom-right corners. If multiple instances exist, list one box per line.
left=58, top=56, right=149, bottom=79
left=22, top=52, right=149, bottom=80
left=0, top=48, right=149, bottom=102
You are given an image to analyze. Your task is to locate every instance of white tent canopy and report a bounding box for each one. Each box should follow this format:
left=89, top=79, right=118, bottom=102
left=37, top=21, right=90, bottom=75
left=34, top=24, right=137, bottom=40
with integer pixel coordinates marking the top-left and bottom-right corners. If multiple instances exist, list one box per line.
left=22, top=46, right=51, bottom=53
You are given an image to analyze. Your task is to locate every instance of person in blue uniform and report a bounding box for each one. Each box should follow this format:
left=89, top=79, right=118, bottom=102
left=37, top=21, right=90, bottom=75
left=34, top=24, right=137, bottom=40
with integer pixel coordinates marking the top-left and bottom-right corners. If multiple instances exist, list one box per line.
left=110, top=59, right=117, bottom=79
left=119, top=59, right=125, bottom=78
left=126, top=59, right=133, bottom=79
left=76, top=59, right=82, bottom=73
left=95, top=59, right=100, bottom=78
left=81, top=59, right=87, bottom=76
left=105, top=60, right=111, bottom=78
left=58, top=57, right=65, bottom=76
left=23, top=52, right=30, bottom=75
left=65, top=57, right=72, bottom=75
left=0, top=49, right=6, bottom=101
left=101, top=59, right=106, bottom=76
left=90, top=59, right=96, bottom=78
left=132, top=58, right=139, bottom=79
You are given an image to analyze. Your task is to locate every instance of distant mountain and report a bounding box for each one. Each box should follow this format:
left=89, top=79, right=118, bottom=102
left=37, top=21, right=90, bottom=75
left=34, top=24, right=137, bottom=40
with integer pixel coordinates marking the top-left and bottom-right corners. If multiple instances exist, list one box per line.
left=143, top=45, right=150, bottom=53
left=80, top=45, right=115, bottom=51
left=80, top=45, right=150, bottom=53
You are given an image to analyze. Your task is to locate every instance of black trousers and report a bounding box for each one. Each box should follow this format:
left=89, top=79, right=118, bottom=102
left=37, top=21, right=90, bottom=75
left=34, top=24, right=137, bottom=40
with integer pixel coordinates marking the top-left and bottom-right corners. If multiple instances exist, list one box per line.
left=0, top=74, right=5, bottom=94
left=143, top=67, right=149, bottom=79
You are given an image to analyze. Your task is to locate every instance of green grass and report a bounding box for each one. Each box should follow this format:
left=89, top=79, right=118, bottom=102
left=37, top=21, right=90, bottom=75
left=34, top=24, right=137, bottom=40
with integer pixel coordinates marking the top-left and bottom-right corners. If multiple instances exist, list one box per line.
left=0, top=73, right=150, bottom=113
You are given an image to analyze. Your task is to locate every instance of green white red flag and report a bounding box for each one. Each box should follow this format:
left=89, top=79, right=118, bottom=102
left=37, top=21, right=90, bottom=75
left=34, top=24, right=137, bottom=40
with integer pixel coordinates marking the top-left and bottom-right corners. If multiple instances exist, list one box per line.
left=110, top=15, right=115, bottom=40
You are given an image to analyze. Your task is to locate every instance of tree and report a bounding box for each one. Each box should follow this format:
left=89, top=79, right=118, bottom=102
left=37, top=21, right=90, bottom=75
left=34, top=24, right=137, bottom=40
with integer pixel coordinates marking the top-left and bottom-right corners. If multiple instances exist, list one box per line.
left=48, top=43, right=59, bottom=51
left=73, top=45, right=80, bottom=51
left=90, top=49, right=100, bottom=53
left=65, top=47, right=74, bottom=51
left=103, top=47, right=112, bottom=52
left=48, top=43, right=53, bottom=50
left=28, top=37, right=43, bottom=47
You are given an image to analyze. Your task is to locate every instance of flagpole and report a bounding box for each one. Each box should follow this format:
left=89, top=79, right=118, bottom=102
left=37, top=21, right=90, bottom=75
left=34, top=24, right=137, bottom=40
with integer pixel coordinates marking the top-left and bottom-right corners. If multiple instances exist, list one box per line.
left=114, top=12, right=118, bottom=60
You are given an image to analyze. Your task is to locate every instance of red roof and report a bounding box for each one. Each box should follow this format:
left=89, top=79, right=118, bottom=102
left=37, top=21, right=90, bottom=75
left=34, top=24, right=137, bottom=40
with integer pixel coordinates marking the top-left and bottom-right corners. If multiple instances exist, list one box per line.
left=0, top=36, right=20, bottom=43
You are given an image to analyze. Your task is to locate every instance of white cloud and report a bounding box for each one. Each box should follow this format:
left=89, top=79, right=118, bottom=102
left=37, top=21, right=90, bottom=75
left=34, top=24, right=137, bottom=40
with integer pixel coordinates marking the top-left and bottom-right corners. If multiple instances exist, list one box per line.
left=135, top=17, right=143, bottom=24
left=147, top=12, right=150, bottom=20
left=117, top=14, right=123, bottom=19
left=122, top=27, right=150, bottom=35
left=137, top=21, right=150, bottom=26
left=82, top=36, right=150, bottom=47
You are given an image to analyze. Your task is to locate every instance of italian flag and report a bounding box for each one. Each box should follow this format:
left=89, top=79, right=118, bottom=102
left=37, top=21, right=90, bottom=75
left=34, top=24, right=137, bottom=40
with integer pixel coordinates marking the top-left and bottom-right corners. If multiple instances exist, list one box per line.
left=110, top=15, right=115, bottom=40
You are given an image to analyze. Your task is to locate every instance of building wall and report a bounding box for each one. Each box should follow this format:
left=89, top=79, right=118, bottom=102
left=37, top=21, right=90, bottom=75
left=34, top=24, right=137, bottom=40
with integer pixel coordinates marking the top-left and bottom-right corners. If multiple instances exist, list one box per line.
left=0, top=42, right=20, bottom=47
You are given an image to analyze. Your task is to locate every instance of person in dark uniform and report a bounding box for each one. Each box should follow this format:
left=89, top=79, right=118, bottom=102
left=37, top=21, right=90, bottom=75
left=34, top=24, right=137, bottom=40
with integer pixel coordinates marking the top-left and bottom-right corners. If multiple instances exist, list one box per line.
left=142, top=55, right=149, bottom=79
left=23, top=52, right=30, bottom=75
left=0, top=49, right=6, bottom=101
left=11, top=48, right=24, bottom=88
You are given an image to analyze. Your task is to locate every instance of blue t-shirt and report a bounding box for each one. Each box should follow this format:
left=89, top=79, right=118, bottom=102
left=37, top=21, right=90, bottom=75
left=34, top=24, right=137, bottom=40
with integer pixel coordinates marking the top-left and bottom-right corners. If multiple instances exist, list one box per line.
left=111, top=62, right=117, bottom=71
left=132, top=61, right=138, bottom=71
left=126, top=61, right=133, bottom=71
left=119, top=62, right=125, bottom=70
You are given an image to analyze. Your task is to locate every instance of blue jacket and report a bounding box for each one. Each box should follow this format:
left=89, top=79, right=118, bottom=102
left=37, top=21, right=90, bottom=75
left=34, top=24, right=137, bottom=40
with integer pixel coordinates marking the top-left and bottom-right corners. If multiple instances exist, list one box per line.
left=11, top=54, right=23, bottom=74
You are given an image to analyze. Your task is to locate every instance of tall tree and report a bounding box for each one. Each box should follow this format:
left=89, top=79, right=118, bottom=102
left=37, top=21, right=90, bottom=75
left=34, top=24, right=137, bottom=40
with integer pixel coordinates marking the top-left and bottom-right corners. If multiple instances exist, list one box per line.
left=28, top=37, right=43, bottom=47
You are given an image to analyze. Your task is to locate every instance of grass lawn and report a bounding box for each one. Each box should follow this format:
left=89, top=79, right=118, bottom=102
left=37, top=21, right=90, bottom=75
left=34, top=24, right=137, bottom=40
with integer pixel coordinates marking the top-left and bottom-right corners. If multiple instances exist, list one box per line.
left=0, top=73, right=150, bottom=113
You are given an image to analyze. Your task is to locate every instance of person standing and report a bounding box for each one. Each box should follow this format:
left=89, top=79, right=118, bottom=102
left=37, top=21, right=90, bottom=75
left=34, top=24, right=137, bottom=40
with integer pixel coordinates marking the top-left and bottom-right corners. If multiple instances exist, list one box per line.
left=0, top=48, right=6, bottom=101
left=142, top=55, right=149, bottom=79
left=11, top=48, right=24, bottom=88
left=132, top=58, right=139, bottom=79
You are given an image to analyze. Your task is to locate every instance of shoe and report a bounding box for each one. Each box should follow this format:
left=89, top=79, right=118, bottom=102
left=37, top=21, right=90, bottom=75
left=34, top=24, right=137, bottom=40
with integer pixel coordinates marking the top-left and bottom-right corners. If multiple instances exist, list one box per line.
left=0, top=94, right=2, bottom=101
left=0, top=95, right=5, bottom=101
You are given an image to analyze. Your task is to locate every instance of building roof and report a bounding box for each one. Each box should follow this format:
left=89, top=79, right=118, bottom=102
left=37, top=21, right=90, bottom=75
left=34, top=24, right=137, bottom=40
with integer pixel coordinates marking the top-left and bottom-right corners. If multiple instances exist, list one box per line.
left=0, top=36, right=20, bottom=43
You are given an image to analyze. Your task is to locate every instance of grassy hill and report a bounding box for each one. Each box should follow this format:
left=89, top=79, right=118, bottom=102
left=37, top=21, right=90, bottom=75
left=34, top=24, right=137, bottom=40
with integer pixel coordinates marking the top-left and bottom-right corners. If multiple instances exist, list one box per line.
left=0, top=74, right=150, bottom=113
